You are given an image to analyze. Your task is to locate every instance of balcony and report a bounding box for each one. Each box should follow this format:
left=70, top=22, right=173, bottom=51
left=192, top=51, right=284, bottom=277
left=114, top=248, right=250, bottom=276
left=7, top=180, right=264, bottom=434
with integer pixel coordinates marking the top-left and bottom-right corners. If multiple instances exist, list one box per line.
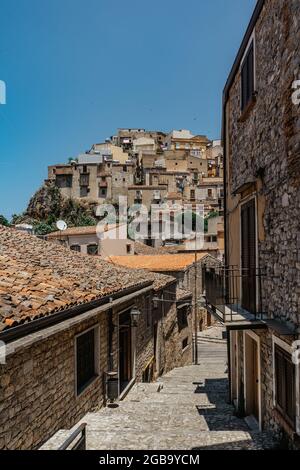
left=203, top=265, right=267, bottom=325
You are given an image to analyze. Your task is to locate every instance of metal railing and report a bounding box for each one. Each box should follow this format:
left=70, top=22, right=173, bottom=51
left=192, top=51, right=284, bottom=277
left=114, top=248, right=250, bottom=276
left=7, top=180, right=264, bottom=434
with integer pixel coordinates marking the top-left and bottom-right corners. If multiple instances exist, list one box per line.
left=58, top=423, right=87, bottom=450
left=203, top=265, right=266, bottom=323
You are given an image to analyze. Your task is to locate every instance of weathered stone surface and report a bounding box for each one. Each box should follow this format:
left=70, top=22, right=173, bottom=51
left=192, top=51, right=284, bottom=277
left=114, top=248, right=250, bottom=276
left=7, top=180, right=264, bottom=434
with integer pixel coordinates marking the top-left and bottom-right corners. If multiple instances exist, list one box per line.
left=42, top=327, right=277, bottom=450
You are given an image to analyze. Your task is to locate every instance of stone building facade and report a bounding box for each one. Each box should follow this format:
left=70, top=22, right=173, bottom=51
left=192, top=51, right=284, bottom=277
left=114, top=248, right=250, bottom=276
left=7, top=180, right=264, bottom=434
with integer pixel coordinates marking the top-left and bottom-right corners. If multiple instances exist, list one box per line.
left=46, top=224, right=135, bottom=257
left=110, top=253, right=220, bottom=332
left=48, top=159, right=135, bottom=203
left=0, top=227, right=192, bottom=450
left=221, top=0, right=300, bottom=448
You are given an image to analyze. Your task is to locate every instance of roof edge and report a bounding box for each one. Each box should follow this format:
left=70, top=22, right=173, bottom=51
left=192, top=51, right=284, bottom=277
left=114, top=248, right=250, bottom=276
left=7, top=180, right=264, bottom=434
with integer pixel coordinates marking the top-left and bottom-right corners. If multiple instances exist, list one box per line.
left=0, top=281, right=153, bottom=344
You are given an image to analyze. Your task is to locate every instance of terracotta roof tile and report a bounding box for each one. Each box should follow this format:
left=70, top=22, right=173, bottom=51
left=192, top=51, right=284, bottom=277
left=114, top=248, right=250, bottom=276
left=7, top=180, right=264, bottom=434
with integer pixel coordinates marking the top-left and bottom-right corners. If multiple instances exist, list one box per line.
left=109, top=253, right=209, bottom=272
left=176, top=287, right=192, bottom=301
left=0, top=227, right=175, bottom=330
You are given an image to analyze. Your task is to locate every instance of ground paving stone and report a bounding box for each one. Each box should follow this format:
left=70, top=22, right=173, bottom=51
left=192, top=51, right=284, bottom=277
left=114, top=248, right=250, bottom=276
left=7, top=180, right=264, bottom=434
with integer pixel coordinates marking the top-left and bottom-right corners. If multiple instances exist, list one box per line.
left=49, top=326, right=278, bottom=450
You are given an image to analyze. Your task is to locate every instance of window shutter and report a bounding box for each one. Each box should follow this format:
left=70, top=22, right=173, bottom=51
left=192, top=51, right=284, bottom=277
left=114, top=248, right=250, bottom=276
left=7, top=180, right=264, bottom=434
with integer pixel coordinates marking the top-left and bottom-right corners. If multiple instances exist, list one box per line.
left=241, top=199, right=256, bottom=313
left=247, top=44, right=254, bottom=101
left=275, top=345, right=296, bottom=427
left=241, top=40, right=254, bottom=111
left=241, top=62, right=248, bottom=111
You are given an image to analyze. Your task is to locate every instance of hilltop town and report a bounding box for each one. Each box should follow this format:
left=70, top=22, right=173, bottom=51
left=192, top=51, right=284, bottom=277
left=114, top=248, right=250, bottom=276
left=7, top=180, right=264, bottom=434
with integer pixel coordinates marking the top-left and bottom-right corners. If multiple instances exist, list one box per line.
left=1, top=0, right=300, bottom=454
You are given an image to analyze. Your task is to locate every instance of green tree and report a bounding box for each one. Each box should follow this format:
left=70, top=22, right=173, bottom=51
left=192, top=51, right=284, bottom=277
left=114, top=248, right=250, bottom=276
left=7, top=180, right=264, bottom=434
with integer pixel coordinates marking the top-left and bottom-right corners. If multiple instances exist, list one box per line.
left=0, top=215, right=10, bottom=226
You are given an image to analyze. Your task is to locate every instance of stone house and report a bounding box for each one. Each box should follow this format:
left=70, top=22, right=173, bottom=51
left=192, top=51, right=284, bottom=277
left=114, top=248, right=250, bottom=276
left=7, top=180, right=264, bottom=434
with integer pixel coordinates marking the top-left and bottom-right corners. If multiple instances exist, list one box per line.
left=206, top=0, right=300, bottom=448
left=46, top=224, right=135, bottom=257
left=163, top=130, right=210, bottom=155
left=109, top=253, right=220, bottom=330
left=90, top=142, right=130, bottom=164
left=0, top=227, right=192, bottom=449
left=112, top=129, right=166, bottom=153
left=127, top=185, right=168, bottom=211
left=48, top=158, right=135, bottom=203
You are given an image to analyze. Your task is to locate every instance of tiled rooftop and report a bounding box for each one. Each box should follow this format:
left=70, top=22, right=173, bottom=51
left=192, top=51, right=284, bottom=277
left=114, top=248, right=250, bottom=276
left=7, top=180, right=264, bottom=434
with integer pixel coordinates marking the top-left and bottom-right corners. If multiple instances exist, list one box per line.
left=0, top=227, right=175, bottom=331
left=47, top=224, right=125, bottom=238
left=109, top=253, right=209, bottom=272
left=176, top=287, right=192, bottom=301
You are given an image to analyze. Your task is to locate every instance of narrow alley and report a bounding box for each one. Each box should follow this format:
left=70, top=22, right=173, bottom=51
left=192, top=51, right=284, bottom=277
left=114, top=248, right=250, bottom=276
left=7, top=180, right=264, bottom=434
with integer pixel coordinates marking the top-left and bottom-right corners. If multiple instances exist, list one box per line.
left=70, top=326, right=277, bottom=450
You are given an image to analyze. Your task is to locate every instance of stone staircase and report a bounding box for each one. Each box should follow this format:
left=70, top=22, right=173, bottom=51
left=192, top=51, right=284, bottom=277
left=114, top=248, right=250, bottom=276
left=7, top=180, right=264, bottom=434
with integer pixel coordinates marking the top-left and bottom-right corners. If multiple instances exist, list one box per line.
left=41, top=328, right=278, bottom=450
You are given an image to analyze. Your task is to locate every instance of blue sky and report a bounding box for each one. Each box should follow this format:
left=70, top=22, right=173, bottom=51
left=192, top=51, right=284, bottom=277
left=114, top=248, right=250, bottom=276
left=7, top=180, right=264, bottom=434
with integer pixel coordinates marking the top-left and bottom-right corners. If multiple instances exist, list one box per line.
left=0, top=0, right=257, bottom=219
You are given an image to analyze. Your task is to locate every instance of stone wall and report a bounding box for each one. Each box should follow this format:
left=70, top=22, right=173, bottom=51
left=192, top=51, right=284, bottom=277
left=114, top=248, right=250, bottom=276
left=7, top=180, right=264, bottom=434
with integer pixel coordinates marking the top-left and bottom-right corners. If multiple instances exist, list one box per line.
left=0, top=284, right=192, bottom=450
left=0, top=311, right=109, bottom=450
left=227, top=0, right=300, bottom=327
left=225, top=0, right=300, bottom=445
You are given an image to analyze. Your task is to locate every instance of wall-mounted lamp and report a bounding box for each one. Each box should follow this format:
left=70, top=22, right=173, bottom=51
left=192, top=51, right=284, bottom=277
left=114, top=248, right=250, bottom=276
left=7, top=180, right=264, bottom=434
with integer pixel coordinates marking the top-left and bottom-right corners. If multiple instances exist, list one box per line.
left=130, top=306, right=142, bottom=327
left=152, top=296, right=160, bottom=309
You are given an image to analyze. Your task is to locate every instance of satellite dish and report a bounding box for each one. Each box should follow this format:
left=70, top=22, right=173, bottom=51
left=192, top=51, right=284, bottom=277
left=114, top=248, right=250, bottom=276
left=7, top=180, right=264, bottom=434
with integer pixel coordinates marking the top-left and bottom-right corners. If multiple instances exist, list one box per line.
left=56, top=220, right=67, bottom=231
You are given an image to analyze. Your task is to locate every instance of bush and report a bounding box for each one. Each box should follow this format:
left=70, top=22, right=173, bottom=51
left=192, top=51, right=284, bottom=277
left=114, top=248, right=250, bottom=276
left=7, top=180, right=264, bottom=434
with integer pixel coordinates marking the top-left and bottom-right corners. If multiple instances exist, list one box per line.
left=0, top=215, right=10, bottom=227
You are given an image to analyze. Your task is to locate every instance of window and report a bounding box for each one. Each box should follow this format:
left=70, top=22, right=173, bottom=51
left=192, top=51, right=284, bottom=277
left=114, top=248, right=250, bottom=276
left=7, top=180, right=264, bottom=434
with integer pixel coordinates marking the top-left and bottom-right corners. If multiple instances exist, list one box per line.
left=182, top=338, right=189, bottom=350
left=80, top=173, right=89, bottom=186
left=177, top=306, right=189, bottom=331
left=70, top=245, right=81, bottom=252
left=56, top=174, right=73, bottom=188
left=76, top=328, right=97, bottom=394
left=274, top=344, right=296, bottom=427
left=87, top=244, right=98, bottom=256
left=190, top=189, right=195, bottom=200
left=99, top=188, right=107, bottom=197
left=126, top=244, right=132, bottom=254
left=80, top=186, right=88, bottom=197
left=207, top=188, right=213, bottom=198
left=241, top=40, right=255, bottom=112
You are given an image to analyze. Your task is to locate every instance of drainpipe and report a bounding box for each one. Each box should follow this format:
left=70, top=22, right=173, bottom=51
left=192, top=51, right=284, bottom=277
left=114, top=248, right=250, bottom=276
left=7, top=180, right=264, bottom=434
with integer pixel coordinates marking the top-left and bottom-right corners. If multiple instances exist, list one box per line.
left=108, top=304, right=114, bottom=371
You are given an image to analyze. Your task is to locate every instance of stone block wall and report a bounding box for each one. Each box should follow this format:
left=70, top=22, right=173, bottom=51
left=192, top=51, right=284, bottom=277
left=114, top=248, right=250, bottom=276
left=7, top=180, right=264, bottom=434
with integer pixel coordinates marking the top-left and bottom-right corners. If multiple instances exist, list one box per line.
left=226, top=0, right=300, bottom=443
left=227, top=0, right=300, bottom=328
left=0, top=312, right=108, bottom=450
left=0, top=284, right=192, bottom=450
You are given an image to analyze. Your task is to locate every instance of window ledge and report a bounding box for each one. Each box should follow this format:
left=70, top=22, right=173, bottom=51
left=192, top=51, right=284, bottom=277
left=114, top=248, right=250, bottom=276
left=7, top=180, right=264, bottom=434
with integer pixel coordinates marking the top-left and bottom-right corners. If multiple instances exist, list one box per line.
left=239, top=93, right=257, bottom=123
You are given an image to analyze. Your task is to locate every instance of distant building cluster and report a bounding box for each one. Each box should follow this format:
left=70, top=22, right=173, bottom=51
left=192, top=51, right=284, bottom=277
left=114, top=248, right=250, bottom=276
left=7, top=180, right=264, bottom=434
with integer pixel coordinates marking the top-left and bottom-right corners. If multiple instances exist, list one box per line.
left=47, top=128, right=224, bottom=257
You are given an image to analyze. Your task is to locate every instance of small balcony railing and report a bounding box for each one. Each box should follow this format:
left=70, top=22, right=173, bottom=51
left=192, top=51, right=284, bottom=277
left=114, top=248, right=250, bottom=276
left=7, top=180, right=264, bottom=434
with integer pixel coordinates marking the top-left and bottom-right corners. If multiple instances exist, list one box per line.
left=203, top=265, right=267, bottom=323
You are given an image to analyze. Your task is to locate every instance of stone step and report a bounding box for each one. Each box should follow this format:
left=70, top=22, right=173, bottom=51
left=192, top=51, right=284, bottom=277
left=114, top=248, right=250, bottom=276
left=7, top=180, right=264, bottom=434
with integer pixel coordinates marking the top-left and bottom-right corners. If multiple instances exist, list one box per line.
left=86, top=430, right=277, bottom=451
left=83, top=410, right=250, bottom=434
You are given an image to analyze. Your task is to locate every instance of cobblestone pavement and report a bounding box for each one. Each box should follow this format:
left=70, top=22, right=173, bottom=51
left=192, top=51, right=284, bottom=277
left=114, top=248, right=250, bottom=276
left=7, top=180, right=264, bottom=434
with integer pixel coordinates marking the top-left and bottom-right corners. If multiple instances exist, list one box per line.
left=43, top=326, right=277, bottom=450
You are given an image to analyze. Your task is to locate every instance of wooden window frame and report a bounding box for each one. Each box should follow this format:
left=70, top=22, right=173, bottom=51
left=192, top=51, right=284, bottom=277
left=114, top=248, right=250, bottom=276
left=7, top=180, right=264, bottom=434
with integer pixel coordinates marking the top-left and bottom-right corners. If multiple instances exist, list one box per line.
left=75, top=325, right=100, bottom=397
left=240, top=32, right=256, bottom=119
left=274, top=341, right=296, bottom=429
left=70, top=244, right=81, bottom=252
left=87, top=244, right=98, bottom=256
